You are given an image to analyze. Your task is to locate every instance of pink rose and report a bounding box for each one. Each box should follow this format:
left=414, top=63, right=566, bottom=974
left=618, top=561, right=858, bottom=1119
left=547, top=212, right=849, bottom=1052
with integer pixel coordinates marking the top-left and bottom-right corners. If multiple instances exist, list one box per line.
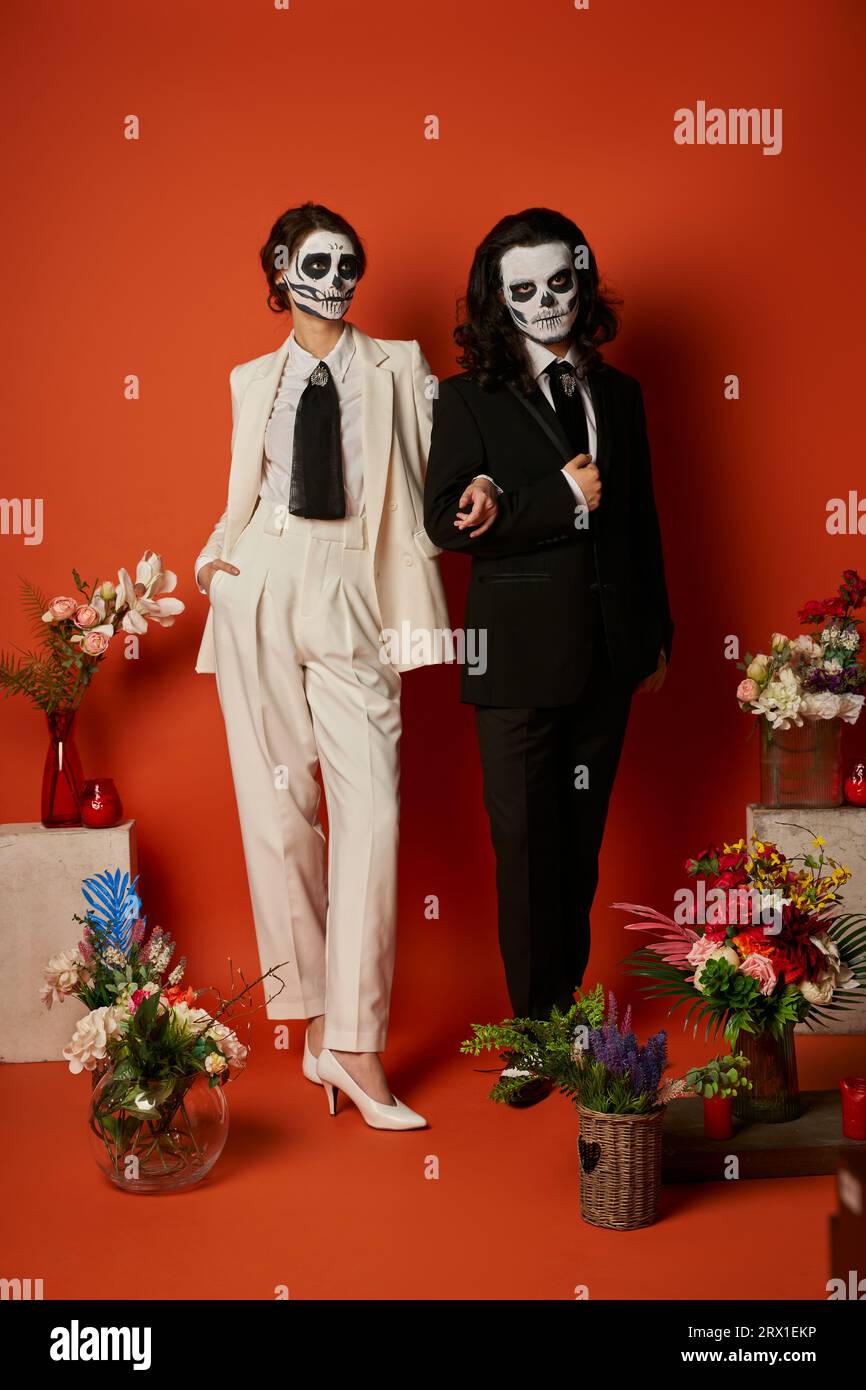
left=739, top=952, right=777, bottom=996
left=686, top=934, right=724, bottom=969
left=737, top=678, right=759, bottom=703
left=46, top=596, right=78, bottom=620
left=73, top=604, right=100, bottom=629
left=81, top=630, right=111, bottom=655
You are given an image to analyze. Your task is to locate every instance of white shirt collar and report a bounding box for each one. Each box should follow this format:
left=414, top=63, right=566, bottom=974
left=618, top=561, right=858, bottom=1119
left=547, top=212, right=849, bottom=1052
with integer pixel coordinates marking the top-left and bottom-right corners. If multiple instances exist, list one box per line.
left=288, top=323, right=356, bottom=383
left=523, top=337, right=581, bottom=384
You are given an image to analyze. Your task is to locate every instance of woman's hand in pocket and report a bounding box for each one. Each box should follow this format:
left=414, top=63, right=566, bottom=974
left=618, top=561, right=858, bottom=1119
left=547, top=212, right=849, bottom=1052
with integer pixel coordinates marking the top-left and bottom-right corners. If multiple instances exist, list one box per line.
left=200, top=559, right=240, bottom=598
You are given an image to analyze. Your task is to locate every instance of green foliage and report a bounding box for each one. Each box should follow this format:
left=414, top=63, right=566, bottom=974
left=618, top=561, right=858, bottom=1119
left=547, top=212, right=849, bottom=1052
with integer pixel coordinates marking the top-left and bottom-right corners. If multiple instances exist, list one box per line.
left=460, top=985, right=665, bottom=1114
left=460, top=1000, right=584, bottom=1104
left=684, top=1052, right=752, bottom=1100
left=569, top=1060, right=661, bottom=1115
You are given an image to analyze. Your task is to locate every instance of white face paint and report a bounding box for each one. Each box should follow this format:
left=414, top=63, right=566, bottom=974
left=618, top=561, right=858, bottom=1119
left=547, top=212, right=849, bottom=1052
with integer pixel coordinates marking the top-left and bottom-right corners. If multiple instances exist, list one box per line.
left=282, top=230, right=359, bottom=320
left=500, top=240, right=579, bottom=344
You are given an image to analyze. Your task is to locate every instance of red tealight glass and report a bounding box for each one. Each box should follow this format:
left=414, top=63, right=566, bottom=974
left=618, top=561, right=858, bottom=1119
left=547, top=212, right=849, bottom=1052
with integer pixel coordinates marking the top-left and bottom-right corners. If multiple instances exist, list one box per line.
left=840, top=1077, right=866, bottom=1141
left=703, top=1094, right=734, bottom=1140
left=79, top=778, right=123, bottom=829
left=843, top=762, right=866, bottom=806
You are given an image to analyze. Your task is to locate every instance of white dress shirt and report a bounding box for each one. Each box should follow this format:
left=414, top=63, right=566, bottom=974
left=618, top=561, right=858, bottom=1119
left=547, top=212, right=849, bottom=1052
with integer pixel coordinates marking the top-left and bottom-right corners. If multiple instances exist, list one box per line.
left=194, top=325, right=365, bottom=592
left=260, top=324, right=365, bottom=513
left=475, top=339, right=597, bottom=513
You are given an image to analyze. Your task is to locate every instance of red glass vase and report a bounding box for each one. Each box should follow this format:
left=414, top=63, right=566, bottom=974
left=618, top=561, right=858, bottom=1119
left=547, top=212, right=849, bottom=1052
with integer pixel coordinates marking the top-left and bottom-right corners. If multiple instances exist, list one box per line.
left=41, top=709, right=84, bottom=827
left=79, top=778, right=123, bottom=829
left=843, top=761, right=866, bottom=806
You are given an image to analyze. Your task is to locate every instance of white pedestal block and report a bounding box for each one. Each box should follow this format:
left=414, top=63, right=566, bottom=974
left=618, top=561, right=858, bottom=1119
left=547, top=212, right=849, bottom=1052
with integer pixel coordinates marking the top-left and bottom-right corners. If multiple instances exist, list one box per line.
left=0, top=820, right=138, bottom=1062
left=746, top=805, right=866, bottom=1035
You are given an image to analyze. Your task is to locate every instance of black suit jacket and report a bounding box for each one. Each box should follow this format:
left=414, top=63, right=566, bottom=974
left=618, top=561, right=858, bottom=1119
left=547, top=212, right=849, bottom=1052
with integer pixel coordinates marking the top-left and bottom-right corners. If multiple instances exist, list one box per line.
left=423, top=364, right=674, bottom=707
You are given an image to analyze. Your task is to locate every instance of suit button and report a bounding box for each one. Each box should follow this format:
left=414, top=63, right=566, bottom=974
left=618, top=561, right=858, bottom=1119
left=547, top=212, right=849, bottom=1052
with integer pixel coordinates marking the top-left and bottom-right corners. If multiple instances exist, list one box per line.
left=388, top=501, right=397, bottom=511
left=403, top=554, right=413, bottom=566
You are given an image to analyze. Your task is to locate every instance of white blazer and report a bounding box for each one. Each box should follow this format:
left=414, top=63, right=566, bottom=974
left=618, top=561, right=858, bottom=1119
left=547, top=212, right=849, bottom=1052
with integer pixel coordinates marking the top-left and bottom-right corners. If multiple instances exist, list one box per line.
left=194, top=325, right=450, bottom=675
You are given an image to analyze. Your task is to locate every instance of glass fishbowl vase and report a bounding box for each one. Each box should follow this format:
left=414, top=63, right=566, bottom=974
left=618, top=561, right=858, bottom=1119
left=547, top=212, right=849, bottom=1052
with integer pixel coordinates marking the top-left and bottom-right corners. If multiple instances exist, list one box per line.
left=89, top=1067, right=229, bottom=1194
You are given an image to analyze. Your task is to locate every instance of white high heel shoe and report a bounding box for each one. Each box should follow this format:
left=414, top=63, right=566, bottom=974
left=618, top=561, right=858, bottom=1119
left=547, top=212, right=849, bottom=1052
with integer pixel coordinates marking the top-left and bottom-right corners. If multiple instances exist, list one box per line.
left=316, top=1048, right=427, bottom=1130
left=302, top=1030, right=323, bottom=1086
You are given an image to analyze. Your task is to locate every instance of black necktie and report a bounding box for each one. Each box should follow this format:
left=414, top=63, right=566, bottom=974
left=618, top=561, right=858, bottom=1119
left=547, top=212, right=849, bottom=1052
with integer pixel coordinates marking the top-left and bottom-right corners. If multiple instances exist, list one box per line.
left=545, top=360, right=589, bottom=458
left=289, top=361, right=346, bottom=520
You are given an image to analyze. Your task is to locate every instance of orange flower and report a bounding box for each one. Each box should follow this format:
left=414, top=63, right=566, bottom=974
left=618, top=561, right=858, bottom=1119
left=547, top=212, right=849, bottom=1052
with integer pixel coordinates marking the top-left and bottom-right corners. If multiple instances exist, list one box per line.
left=163, top=985, right=195, bottom=1007
left=731, top=932, right=775, bottom=960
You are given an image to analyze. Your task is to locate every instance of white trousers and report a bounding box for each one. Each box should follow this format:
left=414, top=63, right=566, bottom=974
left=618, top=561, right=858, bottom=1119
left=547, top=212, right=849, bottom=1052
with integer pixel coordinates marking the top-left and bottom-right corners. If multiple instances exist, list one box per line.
left=210, top=498, right=402, bottom=1051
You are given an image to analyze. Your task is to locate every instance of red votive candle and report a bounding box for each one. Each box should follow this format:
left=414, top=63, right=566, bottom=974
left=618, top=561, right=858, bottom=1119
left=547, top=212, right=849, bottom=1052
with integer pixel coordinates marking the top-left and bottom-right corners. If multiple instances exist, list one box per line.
left=79, top=778, right=123, bottom=829
left=840, top=1077, right=866, bottom=1141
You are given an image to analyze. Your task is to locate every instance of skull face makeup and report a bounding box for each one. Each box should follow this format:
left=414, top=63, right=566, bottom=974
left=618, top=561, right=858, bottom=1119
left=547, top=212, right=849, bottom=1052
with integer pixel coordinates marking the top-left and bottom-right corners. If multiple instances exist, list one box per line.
left=282, top=230, right=359, bottom=320
left=500, top=241, right=579, bottom=345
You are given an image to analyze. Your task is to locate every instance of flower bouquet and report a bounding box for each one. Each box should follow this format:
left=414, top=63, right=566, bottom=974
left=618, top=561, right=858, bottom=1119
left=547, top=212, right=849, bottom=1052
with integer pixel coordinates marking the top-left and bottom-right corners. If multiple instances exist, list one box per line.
left=616, top=833, right=866, bottom=1121
left=42, top=867, right=286, bottom=1193
left=462, top=987, right=670, bottom=1229
left=736, top=570, right=865, bottom=805
left=0, top=553, right=184, bottom=825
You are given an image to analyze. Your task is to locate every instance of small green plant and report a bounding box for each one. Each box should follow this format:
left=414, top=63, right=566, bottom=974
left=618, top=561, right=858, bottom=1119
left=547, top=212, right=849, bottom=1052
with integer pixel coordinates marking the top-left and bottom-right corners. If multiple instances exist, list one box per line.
left=684, top=1052, right=752, bottom=1100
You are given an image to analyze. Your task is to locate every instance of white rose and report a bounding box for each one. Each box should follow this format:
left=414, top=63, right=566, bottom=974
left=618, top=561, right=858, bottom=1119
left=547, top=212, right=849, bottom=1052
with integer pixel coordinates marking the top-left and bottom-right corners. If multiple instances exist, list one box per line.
left=838, top=694, right=864, bottom=725
left=40, top=948, right=90, bottom=1008
left=172, top=1003, right=213, bottom=1035
left=62, top=1005, right=124, bottom=1074
left=799, top=974, right=835, bottom=1005
left=207, top=1021, right=248, bottom=1070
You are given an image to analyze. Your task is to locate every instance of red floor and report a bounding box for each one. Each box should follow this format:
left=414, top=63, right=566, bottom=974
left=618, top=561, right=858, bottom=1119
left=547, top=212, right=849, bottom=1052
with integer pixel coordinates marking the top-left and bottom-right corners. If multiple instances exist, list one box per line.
left=0, top=1026, right=838, bottom=1302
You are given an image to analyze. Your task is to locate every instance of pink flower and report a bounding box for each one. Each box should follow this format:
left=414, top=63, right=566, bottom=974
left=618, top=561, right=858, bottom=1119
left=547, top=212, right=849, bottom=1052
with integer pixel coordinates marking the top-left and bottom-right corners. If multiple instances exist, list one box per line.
left=737, top=678, right=760, bottom=703
left=43, top=596, right=78, bottom=622
left=81, top=629, right=111, bottom=655
left=739, top=952, right=777, bottom=996
left=686, top=934, right=724, bottom=969
left=73, top=604, right=101, bottom=629
left=128, top=985, right=158, bottom=1013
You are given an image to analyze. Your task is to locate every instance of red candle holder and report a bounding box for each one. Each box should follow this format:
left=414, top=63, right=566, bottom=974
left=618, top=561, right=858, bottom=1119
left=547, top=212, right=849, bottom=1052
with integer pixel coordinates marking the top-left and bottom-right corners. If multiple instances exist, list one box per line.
left=79, top=778, right=123, bottom=829
left=840, top=1077, right=866, bottom=1141
left=703, top=1094, right=734, bottom=1140
left=843, top=762, right=866, bottom=806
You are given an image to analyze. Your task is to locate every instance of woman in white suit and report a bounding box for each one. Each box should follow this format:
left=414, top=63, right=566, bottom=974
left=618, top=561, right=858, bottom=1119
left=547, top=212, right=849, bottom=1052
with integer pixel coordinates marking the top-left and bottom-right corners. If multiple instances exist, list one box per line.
left=194, top=203, right=449, bottom=1130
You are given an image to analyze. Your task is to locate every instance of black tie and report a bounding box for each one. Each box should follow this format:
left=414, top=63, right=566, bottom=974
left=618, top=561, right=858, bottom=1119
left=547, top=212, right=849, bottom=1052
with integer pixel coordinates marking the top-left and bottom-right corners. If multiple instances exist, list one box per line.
left=289, top=361, right=346, bottom=520
left=545, top=360, right=589, bottom=458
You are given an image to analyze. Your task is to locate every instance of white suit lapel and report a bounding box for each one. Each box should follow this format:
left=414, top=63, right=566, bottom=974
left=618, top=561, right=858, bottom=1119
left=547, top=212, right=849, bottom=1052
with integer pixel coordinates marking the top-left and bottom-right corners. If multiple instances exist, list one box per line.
left=353, top=327, right=393, bottom=558
left=225, top=336, right=292, bottom=553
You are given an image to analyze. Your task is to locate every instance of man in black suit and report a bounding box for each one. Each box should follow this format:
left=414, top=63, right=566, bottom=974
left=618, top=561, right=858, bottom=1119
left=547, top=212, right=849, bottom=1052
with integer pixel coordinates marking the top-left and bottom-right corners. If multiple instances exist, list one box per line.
left=424, top=208, right=672, bottom=1103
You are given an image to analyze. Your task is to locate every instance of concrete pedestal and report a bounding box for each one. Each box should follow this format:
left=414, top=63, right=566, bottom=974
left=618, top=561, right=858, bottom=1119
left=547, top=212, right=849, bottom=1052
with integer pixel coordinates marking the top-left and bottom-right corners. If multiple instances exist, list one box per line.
left=747, top=805, right=866, bottom=1034
left=0, top=820, right=138, bottom=1062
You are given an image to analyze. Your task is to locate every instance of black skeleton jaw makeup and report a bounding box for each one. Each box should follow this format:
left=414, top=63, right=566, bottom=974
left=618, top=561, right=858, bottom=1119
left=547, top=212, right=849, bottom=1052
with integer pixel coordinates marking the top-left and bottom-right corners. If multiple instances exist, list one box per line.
left=282, top=230, right=359, bottom=321
left=500, top=240, right=579, bottom=345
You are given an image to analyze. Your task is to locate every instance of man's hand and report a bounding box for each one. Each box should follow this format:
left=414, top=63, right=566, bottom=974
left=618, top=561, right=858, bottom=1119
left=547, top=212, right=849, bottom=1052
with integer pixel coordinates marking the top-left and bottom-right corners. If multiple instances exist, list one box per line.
left=200, top=559, right=240, bottom=597
left=563, top=454, right=601, bottom=510
left=637, top=648, right=667, bottom=694
left=454, top=477, right=498, bottom=538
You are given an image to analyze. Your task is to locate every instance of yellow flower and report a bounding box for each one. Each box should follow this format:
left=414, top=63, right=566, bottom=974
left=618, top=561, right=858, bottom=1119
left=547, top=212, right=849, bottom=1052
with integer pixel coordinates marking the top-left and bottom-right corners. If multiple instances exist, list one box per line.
left=813, top=836, right=826, bottom=848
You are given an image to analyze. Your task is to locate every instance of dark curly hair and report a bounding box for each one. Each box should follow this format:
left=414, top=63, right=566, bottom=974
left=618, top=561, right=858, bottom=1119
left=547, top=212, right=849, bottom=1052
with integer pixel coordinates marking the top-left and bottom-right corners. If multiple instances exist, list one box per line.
left=454, top=208, right=620, bottom=393
left=259, top=202, right=367, bottom=315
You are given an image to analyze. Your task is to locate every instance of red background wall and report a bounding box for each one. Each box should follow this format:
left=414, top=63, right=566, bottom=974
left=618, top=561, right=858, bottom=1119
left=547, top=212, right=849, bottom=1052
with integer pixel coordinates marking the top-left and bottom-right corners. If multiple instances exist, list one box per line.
left=2, top=0, right=865, bottom=1086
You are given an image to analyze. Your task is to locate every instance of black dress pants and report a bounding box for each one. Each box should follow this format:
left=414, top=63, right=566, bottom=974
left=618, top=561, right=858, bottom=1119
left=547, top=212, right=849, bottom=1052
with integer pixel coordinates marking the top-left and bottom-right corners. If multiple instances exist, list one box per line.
left=474, top=635, right=633, bottom=1020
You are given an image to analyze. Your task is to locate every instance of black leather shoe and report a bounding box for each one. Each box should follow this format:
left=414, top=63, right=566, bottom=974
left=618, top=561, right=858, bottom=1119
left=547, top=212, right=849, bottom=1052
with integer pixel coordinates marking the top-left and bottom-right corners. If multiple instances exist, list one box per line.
left=500, top=1066, right=554, bottom=1108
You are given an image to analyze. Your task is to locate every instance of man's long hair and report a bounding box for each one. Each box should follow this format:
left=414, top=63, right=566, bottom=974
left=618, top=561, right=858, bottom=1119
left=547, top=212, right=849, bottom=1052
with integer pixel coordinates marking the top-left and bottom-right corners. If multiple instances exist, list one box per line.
left=454, top=208, right=621, bottom=393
